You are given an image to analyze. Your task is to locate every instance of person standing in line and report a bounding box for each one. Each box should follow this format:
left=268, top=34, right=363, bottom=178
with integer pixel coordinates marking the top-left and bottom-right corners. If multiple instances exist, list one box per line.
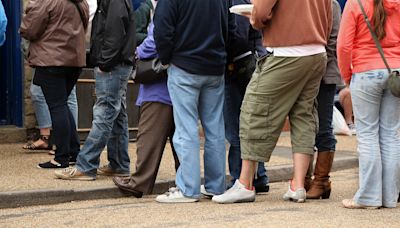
left=0, top=0, right=7, bottom=47
left=134, top=0, right=153, bottom=46
left=306, top=0, right=342, bottom=199
left=55, top=0, right=136, bottom=180
left=112, top=21, right=180, bottom=198
left=213, top=0, right=332, bottom=204
left=153, top=0, right=234, bottom=203
left=20, top=0, right=89, bottom=168
left=338, top=0, right=400, bottom=209
left=221, top=0, right=270, bottom=194
left=23, top=0, right=97, bottom=154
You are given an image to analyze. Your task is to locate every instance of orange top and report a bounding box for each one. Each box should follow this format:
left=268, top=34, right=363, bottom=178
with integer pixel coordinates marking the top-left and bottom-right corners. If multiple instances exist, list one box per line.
left=337, top=0, right=400, bottom=83
left=251, top=0, right=332, bottom=48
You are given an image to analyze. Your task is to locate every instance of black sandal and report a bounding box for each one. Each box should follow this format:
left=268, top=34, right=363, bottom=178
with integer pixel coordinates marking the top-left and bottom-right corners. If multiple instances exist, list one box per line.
left=23, top=135, right=52, bottom=150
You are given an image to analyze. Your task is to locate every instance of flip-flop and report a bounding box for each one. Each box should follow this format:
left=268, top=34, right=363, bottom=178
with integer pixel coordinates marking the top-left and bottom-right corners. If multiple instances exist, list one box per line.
left=22, top=135, right=52, bottom=150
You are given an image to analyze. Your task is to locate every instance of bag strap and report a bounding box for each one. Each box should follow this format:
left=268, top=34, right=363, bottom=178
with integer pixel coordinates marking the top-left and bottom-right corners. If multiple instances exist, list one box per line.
left=356, top=0, right=391, bottom=74
left=70, top=0, right=88, bottom=30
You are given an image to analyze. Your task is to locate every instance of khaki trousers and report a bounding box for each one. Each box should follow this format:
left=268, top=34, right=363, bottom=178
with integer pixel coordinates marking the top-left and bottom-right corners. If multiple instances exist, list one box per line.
left=240, top=53, right=327, bottom=162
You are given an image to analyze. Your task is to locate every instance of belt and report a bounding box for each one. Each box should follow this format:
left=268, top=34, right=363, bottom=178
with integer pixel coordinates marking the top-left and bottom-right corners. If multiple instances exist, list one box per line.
left=233, top=51, right=252, bottom=62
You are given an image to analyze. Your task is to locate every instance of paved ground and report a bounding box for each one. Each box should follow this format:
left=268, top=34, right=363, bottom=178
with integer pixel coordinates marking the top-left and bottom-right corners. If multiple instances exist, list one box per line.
left=1, top=168, right=399, bottom=227
left=0, top=134, right=357, bottom=192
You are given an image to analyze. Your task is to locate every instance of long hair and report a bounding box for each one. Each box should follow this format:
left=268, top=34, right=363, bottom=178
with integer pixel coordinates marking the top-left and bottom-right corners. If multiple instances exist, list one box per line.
left=372, top=0, right=387, bottom=40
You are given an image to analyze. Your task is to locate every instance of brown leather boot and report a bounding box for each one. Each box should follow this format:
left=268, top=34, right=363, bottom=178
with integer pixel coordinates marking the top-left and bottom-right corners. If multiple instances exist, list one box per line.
left=306, top=152, right=334, bottom=199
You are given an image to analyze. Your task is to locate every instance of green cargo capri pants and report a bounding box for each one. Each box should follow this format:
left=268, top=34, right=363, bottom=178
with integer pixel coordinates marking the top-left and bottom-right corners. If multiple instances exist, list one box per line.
left=239, top=53, right=327, bottom=162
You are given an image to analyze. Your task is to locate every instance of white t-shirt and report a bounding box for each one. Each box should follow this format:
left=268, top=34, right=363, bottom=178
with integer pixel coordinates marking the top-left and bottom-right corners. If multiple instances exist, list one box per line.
left=267, top=44, right=326, bottom=57
left=86, top=0, right=97, bottom=23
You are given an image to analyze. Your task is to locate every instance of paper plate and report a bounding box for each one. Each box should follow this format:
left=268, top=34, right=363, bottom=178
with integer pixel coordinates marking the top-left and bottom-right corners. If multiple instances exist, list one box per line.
left=229, top=4, right=253, bottom=14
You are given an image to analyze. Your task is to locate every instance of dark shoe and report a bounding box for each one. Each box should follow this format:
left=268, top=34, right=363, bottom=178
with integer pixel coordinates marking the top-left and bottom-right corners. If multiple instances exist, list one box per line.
left=398, top=193, right=400, bottom=203
left=98, top=165, right=130, bottom=177
left=37, top=161, right=68, bottom=169
left=254, top=184, right=270, bottom=193
left=113, top=176, right=143, bottom=198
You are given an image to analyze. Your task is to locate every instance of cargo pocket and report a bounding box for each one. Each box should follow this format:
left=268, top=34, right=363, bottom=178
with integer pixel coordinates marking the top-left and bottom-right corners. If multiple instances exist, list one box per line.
left=239, top=100, right=270, bottom=140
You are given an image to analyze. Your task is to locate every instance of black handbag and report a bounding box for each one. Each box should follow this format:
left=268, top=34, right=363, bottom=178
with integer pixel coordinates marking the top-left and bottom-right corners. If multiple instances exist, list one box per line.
left=131, top=58, right=168, bottom=84
left=357, top=0, right=400, bottom=97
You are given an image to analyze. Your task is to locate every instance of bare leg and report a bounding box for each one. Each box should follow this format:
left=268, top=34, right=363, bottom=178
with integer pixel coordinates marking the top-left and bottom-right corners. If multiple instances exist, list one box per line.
left=238, top=160, right=257, bottom=190
left=339, top=88, right=353, bottom=124
left=40, top=128, right=51, bottom=137
left=292, top=153, right=312, bottom=190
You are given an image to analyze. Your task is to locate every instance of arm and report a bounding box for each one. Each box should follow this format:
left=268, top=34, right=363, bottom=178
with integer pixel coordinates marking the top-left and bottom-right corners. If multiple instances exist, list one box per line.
left=337, top=1, right=356, bottom=84
left=251, top=0, right=277, bottom=30
left=20, top=0, right=50, bottom=41
left=137, top=22, right=158, bottom=59
left=98, top=0, right=129, bottom=72
left=153, top=0, right=178, bottom=65
left=326, top=1, right=341, bottom=63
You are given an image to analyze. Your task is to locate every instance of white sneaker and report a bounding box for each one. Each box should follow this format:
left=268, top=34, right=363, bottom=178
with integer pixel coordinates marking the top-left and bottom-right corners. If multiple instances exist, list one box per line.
left=282, top=183, right=306, bottom=203
left=156, top=187, right=199, bottom=203
left=200, top=185, right=215, bottom=198
left=347, top=123, right=357, bottom=135
left=212, top=180, right=255, bottom=204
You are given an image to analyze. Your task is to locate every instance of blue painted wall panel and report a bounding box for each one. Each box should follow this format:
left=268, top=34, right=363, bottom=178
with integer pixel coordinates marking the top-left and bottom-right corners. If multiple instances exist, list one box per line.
left=0, top=0, right=23, bottom=127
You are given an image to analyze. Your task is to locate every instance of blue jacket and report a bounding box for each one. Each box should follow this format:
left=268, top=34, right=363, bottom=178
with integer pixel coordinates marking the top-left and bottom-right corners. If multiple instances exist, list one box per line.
left=154, top=0, right=234, bottom=76
left=0, top=1, right=7, bottom=46
left=228, top=0, right=266, bottom=61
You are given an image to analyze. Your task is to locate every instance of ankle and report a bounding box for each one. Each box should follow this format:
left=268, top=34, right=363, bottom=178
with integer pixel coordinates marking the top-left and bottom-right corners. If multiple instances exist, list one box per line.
left=238, top=179, right=254, bottom=190
left=290, top=179, right=304, bottom=191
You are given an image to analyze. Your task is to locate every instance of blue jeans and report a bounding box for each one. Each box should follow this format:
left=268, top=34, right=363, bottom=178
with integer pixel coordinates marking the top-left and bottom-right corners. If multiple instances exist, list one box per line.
left=350, top=69, right=400, bottom=208
left=76, top=66, right=131, bottom=177
left=315, top=82, right=337, bottom=152
left=167, top=65, right=226, bottom=198
left=30, top=80, right=78, bottom=128
left=224, top=55, right=269, bottom=187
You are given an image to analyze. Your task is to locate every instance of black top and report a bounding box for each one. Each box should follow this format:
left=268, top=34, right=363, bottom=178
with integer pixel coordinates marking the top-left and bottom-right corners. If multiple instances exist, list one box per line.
left=90, top=0, right=136, bottom=72
left=227, top=0, right=266, bottom=61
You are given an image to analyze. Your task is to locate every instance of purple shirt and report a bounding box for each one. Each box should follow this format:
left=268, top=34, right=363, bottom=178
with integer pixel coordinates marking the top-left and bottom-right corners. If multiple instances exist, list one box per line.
left=135, top=23, right=172, bottom=106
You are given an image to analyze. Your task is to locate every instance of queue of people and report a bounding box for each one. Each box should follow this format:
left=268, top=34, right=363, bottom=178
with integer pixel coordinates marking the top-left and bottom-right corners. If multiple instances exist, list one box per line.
left=19, top=0, right=400, bottom=209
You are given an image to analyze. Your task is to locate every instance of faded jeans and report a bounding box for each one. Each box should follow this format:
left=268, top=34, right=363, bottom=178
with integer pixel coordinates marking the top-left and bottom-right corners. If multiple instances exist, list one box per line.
left=167, top=65, right=226, bottom=198
left=76, top=65, right=131, bottom=177
left=350, top=69, right=400, bottom=208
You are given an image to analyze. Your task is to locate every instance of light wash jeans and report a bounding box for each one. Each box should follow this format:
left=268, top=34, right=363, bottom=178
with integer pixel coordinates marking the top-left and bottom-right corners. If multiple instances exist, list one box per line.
left=350, top=69, right=400, bottom=208
left=30, top=81, right=78, bottom=128
left=167, top=65, right=226, bottom=198
left=76, top=66, right=131, bottom=177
